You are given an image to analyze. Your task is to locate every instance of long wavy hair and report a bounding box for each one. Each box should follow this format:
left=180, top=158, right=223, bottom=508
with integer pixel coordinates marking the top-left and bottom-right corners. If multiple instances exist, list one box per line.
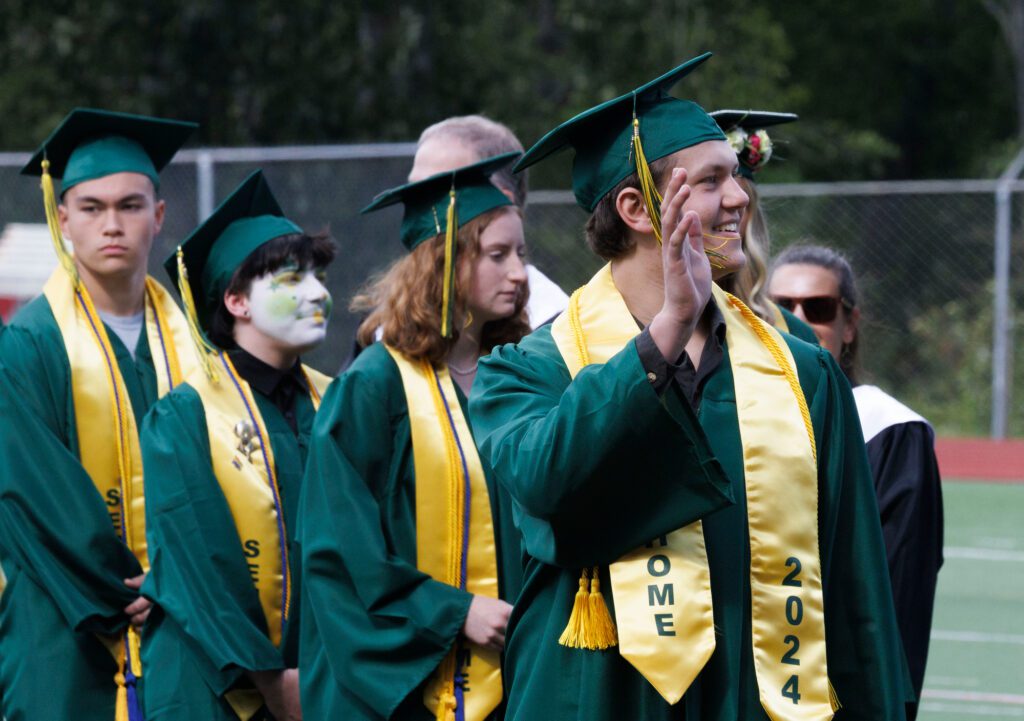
left=351, top=207, right=530, bottom=366
left=717, top=178, right=775, bottom=323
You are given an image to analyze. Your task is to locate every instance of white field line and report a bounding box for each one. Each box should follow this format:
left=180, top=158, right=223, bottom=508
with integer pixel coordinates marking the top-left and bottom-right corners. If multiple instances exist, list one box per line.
left=945, top=546, right=1024, bottom=562
left=923, top=705, right=1024, bottom=718
left=931, top=630, right=1024, bottom=645
left=922, top=690, right=1024, bottom=706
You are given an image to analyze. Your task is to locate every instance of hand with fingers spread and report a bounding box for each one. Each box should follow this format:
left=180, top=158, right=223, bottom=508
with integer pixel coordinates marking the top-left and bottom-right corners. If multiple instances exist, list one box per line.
left=462, top=594, right=513, bottom=650
left=123, top=574, right=153, bottom=629
left=648, top=167, right=713, bottom=363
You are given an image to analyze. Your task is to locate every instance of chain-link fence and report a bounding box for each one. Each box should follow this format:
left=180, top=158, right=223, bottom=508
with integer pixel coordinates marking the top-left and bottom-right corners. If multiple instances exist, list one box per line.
left=0, top=147, right=1019, bottom=438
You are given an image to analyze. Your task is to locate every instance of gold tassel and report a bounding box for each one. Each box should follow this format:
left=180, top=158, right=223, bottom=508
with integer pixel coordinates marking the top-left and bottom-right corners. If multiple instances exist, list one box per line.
left=558, top=569, right=591, bottom=648
left=631, top=118, right=664, bottom=245
left=440, top=189, right=458, bottom=338
left=631, top=116, right=729, bottom=268
left=40, top=158, right=79, bottom=286
left=114, top=639, right=128, bottom=721
left=585, top=566, right=618, bottom=649
left=828, top=677, right=842, bottom=712
left=175, top=246, right=219, bottom=381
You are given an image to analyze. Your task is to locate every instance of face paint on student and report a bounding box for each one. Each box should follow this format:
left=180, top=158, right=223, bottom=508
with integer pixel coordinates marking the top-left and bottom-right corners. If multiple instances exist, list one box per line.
left=247, top=263, right=332, bottom=351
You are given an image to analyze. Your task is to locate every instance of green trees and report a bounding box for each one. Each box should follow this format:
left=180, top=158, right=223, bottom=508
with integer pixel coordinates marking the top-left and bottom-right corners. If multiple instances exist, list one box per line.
left=0, top=1, right=1014, bottom=181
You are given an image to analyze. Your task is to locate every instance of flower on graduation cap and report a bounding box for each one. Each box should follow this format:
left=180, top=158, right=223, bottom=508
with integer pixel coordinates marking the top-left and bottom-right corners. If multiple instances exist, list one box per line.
left=741, top=129, right=774, bottom=172
left=726, top=127, right=748, bottom=154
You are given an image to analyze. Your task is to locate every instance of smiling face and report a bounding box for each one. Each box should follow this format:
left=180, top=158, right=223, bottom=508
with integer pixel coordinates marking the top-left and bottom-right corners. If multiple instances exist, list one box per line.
left=464, top=208, right=528, bottom=324
left=58, top=172, right=164, bottom=282
left=660, top=140, right=749, bottom=278
left=244, top=264, right=332, bottom=354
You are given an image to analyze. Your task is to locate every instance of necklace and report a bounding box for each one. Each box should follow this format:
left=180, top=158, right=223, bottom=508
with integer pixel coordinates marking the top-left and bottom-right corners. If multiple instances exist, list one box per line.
left=447, top=358, right=479, bottom=375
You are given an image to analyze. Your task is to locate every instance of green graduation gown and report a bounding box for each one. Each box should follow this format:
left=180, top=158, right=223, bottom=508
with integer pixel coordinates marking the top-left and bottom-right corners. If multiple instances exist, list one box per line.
left=297, top=342, right=523, bottom=720
left=468, top=323, right=909, bottom=721
left=139, top=375, right=317, bottom=720
left=0, top=296, right=157, bottom=721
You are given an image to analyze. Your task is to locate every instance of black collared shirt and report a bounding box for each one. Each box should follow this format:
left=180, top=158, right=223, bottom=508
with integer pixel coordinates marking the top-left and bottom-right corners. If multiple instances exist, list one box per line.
left=229, top=349, right=309, bottom=435
left=633, top=300, right=727, bottom=412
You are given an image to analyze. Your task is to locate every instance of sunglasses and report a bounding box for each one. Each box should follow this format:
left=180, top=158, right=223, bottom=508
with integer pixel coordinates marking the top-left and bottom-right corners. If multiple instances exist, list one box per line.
left=771, top=295, right=852, bottom=324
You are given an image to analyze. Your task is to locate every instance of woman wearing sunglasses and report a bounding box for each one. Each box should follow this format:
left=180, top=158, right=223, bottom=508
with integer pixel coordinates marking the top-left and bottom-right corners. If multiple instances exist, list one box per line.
left=768, top=243, right=943, bottom=721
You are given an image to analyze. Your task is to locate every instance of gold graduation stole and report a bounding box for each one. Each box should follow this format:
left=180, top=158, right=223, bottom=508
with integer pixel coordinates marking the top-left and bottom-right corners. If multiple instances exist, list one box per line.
left=190, top=352, right=329, bottom=721
left=550, top=264, right=837, bottom=720
left=384, top=345, right=503, bottom=721
left=43, top=266, right=196, bottom=721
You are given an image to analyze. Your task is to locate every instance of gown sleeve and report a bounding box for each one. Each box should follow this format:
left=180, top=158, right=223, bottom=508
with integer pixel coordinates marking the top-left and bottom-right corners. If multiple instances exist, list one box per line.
left=297, top=355, right=475, bottom=720
left=140, top=387, right=286, bottom=697
left=866, top=421, right=943, bottom=707
left=0, top=320, right=139, bottom=636
left=468, top=327, right=735, bottom=569
left=814, top=352, right=915, bottom=720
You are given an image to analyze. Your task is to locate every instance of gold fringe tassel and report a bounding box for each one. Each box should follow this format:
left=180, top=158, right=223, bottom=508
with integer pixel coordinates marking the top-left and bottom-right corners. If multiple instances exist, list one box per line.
left=40, top=159, right=79, bottom=286
left=440, top=189, right=458, bottom=338
left=585, top=567, right=618, bottom=649
left=559, top=567, right=618, bottom=650
left=175, top=246, right=219, bottom=381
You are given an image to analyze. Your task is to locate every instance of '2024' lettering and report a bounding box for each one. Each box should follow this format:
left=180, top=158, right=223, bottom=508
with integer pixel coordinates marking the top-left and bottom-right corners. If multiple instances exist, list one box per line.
left=781, top=556, right=802, bottom=704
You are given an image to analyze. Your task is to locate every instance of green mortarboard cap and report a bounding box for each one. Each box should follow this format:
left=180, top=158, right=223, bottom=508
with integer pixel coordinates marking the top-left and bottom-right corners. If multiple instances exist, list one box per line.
left=513, top=53, right=725, bottom=211
left=21, top=108, right=197, bottom=194
left=710, top=109, right=798, bottom=179
left=361, top=151, right=518, bottom=251
left=165, top=170, right=302, bottom=330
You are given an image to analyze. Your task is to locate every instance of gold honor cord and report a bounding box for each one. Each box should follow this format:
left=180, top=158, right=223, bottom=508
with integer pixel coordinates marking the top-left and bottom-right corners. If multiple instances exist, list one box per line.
left=629, top=117, right=728, bottom=269
left=440, top=189, right=459, bottom=338
left=384, top=346, right=503, bottom=721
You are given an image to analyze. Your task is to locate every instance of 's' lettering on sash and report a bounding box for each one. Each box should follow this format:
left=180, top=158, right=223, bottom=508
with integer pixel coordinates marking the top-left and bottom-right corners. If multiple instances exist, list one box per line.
left=243, top=539, right=260, bottom=585
left=106, top=488, right=122, bottom=535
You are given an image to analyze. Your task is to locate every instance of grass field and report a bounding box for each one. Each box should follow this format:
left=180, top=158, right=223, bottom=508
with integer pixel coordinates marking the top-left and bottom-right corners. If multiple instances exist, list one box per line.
left=919, top=481, right=1024, bottom=719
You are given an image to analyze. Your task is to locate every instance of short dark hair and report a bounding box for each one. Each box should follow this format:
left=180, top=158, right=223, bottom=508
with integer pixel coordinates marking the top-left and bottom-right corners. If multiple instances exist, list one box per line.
left=583, top=154, right=674, bottom=260
left=771, top=243, right=861, bottom=383
left=208, top=232, right=336, bottom=348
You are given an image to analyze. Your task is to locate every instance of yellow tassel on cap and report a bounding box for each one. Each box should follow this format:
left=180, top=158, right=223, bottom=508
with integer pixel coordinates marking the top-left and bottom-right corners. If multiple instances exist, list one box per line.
left=175, top=246, right=219, bottom=381
left=559, top=567, right=618, bottom=650
left=632, top=118, right=664, bottom=245
left=40, top=158, right=79, bottom=285
left=631, top=115, right=730, bottom=268
left=440, top=188, right=458, bottom=338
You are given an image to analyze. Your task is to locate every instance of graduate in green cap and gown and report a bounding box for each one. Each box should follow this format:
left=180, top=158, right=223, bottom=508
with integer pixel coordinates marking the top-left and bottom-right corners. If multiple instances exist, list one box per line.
left=0, top=108, right=200, bottom=721
left=297, top=153, right=530, bottom=721
left=469, top=54, right=912, bottom=721
left=139, top=170, right=335, bottom=721
left=709, top=109, right=818, bottom=346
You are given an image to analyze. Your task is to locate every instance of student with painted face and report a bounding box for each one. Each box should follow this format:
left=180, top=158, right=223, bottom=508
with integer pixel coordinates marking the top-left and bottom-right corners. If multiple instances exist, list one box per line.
left=0, top=109, right=200, bottom=721
left=768, top=244, right=942, bottom=721
left=298, top=154, right=529, bottom=720
left=138, top=170, right=333, bottom=721
left=469, top=55, right=911, bottom=720
left=709, top=109, right=817, bottom=345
